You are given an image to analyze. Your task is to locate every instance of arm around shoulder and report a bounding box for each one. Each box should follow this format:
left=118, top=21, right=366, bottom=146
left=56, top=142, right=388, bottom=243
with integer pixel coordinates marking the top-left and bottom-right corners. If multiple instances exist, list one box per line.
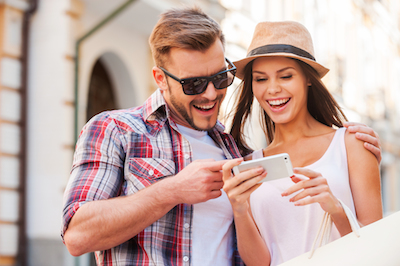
left=345, top=130, right=383, bottom=226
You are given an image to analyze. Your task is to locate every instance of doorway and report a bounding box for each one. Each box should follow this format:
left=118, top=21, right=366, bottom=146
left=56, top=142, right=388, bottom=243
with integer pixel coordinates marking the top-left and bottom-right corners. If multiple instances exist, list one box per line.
left=86, top=59, right=117, bottom=121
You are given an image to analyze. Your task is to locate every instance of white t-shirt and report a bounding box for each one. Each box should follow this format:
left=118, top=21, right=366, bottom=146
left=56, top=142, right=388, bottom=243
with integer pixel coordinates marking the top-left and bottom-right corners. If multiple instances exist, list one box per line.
left=177, top=125, right=234, bottom=266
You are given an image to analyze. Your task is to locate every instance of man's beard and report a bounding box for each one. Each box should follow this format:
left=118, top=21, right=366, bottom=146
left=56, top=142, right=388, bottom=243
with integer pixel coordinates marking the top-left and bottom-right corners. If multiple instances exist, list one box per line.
left=168, top=86, right=223, bottom=131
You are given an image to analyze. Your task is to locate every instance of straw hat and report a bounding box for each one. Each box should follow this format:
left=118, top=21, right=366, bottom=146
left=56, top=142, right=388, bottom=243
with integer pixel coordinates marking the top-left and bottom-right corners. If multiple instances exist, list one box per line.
left=233, top=21, right=329, bottom=80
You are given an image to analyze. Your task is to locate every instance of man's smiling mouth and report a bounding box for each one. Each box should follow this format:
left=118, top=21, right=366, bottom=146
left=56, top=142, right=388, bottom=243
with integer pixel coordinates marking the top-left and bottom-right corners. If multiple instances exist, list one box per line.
left=193, top=103, right=216, bottom=111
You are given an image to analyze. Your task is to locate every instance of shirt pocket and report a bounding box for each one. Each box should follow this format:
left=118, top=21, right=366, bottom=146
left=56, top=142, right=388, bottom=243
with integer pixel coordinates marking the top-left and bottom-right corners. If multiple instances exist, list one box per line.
left=128, top=158, right=176, bottom=187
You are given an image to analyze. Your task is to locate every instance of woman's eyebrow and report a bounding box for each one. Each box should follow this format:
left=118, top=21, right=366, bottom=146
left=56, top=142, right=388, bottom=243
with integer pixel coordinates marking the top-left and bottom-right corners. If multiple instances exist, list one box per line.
left=252, top=66, right=295, bottom=74
left=277, top=67, right=295, bottom=73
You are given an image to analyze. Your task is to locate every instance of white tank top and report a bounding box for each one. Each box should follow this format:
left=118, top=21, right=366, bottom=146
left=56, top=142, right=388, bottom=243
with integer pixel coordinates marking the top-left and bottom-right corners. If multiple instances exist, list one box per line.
left=250, top=127, right=356, bottom=266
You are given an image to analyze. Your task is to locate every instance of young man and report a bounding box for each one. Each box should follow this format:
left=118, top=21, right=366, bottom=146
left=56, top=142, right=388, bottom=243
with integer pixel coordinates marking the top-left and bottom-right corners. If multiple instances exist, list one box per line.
left=62, top=7, right=382, bottom=266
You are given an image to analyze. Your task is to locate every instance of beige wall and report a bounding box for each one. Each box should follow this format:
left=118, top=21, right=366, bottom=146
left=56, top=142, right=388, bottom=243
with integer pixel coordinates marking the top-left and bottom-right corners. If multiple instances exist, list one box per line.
left=0, top=3, right=26, bottom=265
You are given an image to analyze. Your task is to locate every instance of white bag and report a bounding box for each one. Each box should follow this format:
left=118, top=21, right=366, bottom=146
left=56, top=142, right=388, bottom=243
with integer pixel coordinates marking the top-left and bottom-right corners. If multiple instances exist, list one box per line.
left=278, top=210, right=400, bottom=266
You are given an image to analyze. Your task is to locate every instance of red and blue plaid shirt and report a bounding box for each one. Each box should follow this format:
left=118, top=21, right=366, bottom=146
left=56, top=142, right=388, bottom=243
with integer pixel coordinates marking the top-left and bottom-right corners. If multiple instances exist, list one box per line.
left=62, top=89, right=244, bottom=265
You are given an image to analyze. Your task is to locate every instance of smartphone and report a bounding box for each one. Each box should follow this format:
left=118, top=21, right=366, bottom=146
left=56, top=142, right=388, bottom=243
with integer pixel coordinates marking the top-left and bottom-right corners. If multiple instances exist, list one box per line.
left=232, top=153, right=294, bottom=183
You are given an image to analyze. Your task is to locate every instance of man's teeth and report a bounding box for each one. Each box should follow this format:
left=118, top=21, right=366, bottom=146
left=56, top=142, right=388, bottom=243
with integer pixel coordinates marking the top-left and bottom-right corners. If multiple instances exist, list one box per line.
left=268, top=98, right=289, bottom=106
left=194, top=103, right=215, bottom=110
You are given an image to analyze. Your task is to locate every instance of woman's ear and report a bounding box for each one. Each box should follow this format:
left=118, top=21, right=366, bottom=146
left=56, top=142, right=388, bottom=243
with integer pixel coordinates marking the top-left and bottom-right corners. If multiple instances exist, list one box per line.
left=306, top=77, right=312, bottom=87
left=152, top=66, right=168, bottom=91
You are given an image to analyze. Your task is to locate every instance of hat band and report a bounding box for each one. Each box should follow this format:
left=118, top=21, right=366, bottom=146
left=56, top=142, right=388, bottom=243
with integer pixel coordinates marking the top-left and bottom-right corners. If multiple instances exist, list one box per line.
left=247, top=44, right=316, bottom=61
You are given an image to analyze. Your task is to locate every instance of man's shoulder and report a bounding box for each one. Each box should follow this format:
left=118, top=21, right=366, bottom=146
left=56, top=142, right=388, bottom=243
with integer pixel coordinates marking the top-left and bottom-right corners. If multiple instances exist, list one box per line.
left=107, top=106, right=144, bottom=122
left=85, top=106, right=146, bottom=133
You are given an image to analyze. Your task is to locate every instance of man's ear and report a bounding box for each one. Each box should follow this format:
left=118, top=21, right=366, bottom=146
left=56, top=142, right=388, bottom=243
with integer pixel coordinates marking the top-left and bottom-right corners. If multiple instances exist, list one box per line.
left=153, top=66, right=168, bottom=91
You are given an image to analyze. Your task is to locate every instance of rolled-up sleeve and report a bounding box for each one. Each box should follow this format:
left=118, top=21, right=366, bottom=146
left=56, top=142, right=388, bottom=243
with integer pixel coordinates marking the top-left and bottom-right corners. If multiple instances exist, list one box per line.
left=61, top=112, right=125, bottom=240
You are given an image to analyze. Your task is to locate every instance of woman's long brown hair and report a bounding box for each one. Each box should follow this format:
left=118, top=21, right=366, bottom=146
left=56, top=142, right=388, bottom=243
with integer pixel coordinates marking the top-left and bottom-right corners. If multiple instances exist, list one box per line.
left=229, top=58, right=348, bottom=156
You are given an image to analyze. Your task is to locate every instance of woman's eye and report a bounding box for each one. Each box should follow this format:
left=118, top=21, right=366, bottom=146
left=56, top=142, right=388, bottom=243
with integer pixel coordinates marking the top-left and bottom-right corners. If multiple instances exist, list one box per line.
left=254, top=77, right=267, bottom=82
left=281, top=75, right=292, bottom=79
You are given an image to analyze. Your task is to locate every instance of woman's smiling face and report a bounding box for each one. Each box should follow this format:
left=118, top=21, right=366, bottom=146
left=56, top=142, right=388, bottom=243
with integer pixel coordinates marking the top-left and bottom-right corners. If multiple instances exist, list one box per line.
left=252, top=57, right=311, bottom=125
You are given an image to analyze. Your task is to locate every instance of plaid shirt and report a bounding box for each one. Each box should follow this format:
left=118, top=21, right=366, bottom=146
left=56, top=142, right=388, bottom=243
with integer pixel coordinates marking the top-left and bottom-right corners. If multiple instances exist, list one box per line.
left=62, top=89, right=244, bottom=266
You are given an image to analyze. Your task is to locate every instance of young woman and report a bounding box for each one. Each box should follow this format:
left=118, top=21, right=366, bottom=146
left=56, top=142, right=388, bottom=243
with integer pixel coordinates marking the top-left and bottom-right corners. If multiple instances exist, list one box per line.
left=222, top=21, right=382, bottom=266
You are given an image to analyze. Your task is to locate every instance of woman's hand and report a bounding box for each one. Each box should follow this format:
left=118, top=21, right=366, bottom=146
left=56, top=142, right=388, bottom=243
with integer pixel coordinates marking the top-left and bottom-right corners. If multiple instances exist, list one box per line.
left=222, top=158, right=266, bottom=215
left=222, top=158, right=272, bottom=266
left=281, top=168, right=342, bottom=215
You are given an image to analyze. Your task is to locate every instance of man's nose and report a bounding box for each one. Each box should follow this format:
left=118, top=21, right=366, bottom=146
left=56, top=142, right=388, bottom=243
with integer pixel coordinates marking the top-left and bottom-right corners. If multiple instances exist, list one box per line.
left=201, top=81, right=219, bottom=100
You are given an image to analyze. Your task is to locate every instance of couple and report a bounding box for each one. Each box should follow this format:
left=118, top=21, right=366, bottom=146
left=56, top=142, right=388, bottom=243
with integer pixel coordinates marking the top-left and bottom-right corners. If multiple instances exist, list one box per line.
left=62, top=7, right=382, bottom=266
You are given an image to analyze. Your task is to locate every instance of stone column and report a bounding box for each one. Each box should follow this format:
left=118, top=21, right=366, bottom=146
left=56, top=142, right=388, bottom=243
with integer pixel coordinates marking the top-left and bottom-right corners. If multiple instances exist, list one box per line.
left=0, top=0, right=29, bottom=265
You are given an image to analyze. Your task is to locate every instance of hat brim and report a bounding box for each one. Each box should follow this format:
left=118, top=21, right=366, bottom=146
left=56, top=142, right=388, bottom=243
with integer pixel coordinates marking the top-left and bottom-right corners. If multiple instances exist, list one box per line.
left=232, top=53, right=329, bottom=80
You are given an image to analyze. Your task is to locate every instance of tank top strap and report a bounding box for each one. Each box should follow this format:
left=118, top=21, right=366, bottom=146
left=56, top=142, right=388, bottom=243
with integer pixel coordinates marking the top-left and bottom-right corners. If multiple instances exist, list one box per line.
left=333, top=127, right=347, bottom=156
left=317, top=127, right=348, bottom=169
left=252, top=149, right=264, bottom=159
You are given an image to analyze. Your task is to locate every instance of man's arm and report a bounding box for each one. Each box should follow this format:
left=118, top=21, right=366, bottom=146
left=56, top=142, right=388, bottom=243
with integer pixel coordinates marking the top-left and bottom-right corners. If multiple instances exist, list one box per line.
left=344, top=122, right=382, bottom=163
left=63, top=159, right=226, bottom=256
left=62, top=111, right=229, bottom=256
left=63, top=176, right=177, bottom=256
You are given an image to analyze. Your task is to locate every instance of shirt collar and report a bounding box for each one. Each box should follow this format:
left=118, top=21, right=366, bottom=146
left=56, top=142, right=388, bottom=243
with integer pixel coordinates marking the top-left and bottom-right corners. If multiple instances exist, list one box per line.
left=143, top=89, right=168, bottom=122
left=212, top=120, right=226, bottom=133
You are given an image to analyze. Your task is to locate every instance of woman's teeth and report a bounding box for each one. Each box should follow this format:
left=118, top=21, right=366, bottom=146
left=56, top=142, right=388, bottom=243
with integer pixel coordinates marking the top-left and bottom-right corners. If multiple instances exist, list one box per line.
left=268, top=98, right=289, bottom=107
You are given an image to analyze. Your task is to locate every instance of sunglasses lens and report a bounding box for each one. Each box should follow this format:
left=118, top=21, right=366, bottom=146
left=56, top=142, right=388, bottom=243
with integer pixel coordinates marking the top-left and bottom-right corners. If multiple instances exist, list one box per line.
left=183, top=78, right=208, bottom=95
left=181, top=65, right=236, bottom=95
left=213, top=72, right=233, bottom=89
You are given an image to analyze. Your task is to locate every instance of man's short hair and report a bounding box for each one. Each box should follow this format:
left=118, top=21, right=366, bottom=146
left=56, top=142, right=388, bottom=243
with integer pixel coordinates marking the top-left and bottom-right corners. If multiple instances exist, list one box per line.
left=149, top=6, right=225, bottom=68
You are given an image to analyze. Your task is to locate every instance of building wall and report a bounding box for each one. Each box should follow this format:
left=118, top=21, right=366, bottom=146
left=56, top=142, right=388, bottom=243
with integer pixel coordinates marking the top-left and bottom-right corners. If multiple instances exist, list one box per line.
left=0, top=1, right=28, bottom=265
left=24, top=0, right=160, bottom=265
left=77, top=17, right=151, bottom=129
left=26, top=0, right=77, bottom=264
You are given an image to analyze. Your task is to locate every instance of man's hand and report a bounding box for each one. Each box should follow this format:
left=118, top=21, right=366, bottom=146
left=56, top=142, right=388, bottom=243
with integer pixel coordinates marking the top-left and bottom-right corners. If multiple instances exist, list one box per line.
left=64, top=159, right=227, bottom=255
left=344, top=122, right=382, bottom=163
left=170, top=159, right=228, bottom=205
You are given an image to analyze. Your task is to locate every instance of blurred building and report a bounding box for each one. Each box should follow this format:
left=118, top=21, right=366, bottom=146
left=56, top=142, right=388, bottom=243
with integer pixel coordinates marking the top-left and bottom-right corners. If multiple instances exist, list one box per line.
left=0, top=0, right=398, bottom=265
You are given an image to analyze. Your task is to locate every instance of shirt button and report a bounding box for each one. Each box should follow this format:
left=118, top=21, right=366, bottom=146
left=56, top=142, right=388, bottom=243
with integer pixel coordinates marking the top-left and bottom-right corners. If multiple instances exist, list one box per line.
left=183, top=256, right=189, bottom=262
left=184, top=223, right=190, bottom=229
left=148, top=169, right=154, bottom=176
left=184, top=154, right=190, bottom=160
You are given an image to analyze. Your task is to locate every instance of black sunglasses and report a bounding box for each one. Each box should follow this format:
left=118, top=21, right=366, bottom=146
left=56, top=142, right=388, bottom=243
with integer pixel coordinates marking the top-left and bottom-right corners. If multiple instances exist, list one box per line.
left=159, top=58, right=237, bottom=95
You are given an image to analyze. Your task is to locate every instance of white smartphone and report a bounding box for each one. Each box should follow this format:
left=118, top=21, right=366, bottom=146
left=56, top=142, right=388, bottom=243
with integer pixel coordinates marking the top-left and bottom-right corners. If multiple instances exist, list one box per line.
left=232, top=153, right=294, bottom=183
